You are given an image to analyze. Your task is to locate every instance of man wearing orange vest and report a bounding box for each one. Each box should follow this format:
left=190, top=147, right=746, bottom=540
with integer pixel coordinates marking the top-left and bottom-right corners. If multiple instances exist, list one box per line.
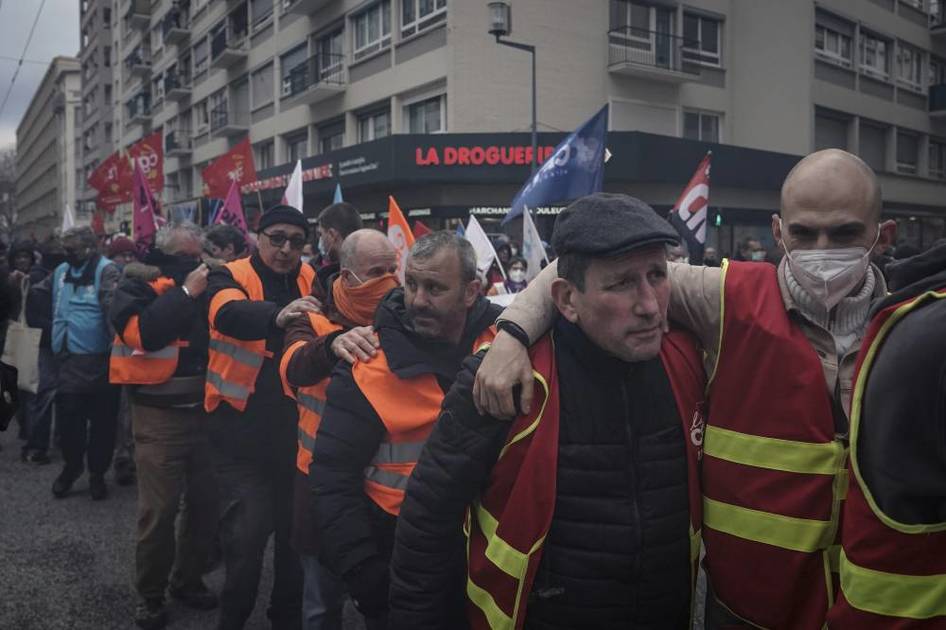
left=109, top=223, right=219, bottom=630
left=205, top=205, right=319, bottom=630
left=389, top=194, right=706, bottom=630
left=473, top=149, right=898, bottom=629
left=826, top=241, right=946, bottom=627
left=280, top=229, right=398, bottom=630
left=310, top=231, right=501, bottom=630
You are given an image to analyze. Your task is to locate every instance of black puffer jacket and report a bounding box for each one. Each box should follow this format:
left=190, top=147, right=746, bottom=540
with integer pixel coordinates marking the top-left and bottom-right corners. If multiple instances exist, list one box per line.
left=390, top=317, right=694, bottom=630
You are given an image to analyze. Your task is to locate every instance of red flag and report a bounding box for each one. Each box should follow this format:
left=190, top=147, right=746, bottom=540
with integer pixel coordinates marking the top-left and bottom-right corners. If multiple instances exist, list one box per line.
left=201, top=137, right=258, bottom=200
left=668, top=152, right=711, bottom=264
left=132, top=161, right=159, bottom=255
left=128, top=131, right=165, bottom=194
left=91, top=209, right=106, bottom=236
left=387, top=196, right=415, bottom=283
left=412, top=220, right=432, bottom=239
left=214, top=180, right=250, bottom=246
left=88, top=150, right=133, bottom=211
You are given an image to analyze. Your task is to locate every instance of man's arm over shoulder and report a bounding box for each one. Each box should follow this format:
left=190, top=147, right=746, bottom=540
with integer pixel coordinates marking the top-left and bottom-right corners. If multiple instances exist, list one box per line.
left=310, top=361, right=389, bottom=614
left=667, top=262, right=723, bottom=374
left=283, top=316, right=342, bottom=388
left=390, top=351, right=511, bottom=630
left=207, top=264, right=278, bottom=340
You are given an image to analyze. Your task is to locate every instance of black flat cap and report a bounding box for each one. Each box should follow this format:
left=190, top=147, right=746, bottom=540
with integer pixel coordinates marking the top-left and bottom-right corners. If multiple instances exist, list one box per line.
left=552, top=193, right=679, bottom=257
left=258, top=204, right=310, bottom=235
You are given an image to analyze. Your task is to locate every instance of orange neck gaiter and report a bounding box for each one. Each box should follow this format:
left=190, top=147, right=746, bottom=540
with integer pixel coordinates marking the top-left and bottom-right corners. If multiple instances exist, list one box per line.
left=332, top=273, right=399, bottom=326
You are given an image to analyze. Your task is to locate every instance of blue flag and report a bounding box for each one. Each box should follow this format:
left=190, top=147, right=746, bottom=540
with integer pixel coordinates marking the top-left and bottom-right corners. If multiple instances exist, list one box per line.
left=504, top=104, right=609, bottom=225
left=456, top=222, right=465, bottom=237
left=333, top=183, right=344, bottom=204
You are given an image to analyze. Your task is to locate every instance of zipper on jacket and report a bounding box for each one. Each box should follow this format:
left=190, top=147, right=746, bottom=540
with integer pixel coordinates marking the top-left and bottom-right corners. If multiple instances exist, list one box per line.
left=620, top=373, right=643, bottom=581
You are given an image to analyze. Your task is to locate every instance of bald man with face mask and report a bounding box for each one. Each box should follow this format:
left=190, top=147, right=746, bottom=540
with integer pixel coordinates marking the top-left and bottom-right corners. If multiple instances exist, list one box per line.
left=472, top=149, right=897, bottom=629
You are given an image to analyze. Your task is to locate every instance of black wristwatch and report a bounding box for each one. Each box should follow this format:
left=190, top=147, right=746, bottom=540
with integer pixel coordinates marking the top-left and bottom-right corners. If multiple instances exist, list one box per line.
left=496, top=319, right=530, bottom=348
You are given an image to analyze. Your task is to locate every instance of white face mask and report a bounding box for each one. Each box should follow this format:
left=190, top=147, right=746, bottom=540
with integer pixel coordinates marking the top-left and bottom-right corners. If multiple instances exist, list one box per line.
left=780, top=221, right=879, bottom=311
left=750, top=250, right=766, bottom=262
left=508, top=269, right=526, bottom=283
left=317, top=237, right=329, bottom=258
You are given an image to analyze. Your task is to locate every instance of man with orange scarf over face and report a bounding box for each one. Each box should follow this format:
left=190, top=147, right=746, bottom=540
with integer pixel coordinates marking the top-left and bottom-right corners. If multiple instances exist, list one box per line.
left=280, top=229, right=398, bottom=630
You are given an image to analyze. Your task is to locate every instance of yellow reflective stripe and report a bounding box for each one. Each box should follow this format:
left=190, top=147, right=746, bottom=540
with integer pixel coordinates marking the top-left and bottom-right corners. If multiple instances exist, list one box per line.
left=497, top=369, right=550, bottom=461
left=703, top=496, right=833, bottom=553
left=703, top=425, right=845, bottom=475
left=206, top=369, right=250, bottom=400
left=689, top=526, right=701, bottom=565
left=849, top=289, right=946, bottom=535
left=474, top=503, right=529, bottom=579
left=466, top=576, right=514, bottom=630
left=840, top=549, right=946, bottom=620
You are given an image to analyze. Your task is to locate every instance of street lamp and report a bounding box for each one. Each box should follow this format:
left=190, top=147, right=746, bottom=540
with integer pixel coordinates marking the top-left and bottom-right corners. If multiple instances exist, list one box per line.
left=488, top=1, right=538, bottom=173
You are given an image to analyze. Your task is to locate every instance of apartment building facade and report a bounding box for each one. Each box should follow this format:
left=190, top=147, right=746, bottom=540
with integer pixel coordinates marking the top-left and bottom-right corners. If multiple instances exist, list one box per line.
left=86, top=0, right=946, bottom=252
left=16, top=57, right=81, bottom=239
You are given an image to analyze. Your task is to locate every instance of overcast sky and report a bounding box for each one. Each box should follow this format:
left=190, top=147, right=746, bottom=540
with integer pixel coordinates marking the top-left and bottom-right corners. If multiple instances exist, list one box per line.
left=0, top=0, right=80, bottom=150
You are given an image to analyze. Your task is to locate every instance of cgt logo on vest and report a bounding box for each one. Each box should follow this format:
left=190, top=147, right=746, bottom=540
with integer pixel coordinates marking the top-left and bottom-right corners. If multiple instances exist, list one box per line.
left=415, top=144, right=556, bottom=167
left=690, top=405, right=705, bottom=458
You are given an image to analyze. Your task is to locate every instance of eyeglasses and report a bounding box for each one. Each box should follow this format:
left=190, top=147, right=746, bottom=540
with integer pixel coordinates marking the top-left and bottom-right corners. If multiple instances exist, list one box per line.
left=262, top=231, right=307, bottom=250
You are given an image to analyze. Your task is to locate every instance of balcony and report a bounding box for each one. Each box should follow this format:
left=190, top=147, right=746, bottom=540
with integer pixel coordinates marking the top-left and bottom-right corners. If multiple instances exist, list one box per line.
left=165, top=130, right=192, bottom=156
left=930, top=83, right=946, bottom=117
left=281, top=53, right=347, bottom=105
left=607, top=28, right=700, bottom=83
left=124, top=49, right=152, bottom=77
left=126, top=93, right=152, bottom=126
left=210, top=27, right=248, bottom=70
left=123, top=0, right=150, bottom=29
left=281, top=0, right=332, bottom=16
left=161, top=8, right=190, bottom=45
left=164, top=72, right=192, bottom=101
left=210, top=104, right=249, bottom=137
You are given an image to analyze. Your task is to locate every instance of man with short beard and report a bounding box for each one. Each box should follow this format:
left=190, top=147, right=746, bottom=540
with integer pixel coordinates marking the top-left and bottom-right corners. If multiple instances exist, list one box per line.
left=310, top=232, right=500, bottom=629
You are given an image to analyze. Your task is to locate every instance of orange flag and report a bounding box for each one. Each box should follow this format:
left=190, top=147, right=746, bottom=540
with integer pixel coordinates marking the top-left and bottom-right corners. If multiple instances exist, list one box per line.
left=387, top=196, right=415, bottom=282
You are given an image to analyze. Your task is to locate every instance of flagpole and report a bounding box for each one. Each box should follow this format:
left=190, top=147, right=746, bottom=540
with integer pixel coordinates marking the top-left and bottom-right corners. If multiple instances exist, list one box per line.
left=256, top=190, right=264, bottom=213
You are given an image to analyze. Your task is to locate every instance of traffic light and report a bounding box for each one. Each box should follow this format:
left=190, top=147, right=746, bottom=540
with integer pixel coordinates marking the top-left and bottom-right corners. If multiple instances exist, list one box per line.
left=714, top=212, right=722, bottom=227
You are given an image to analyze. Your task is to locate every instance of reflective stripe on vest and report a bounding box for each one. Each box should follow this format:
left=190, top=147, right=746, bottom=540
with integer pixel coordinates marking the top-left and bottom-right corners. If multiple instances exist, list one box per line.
left=298, top=391, right=325, bottom=415
left=827, top=288, right=946, bottom=626
left=111, top=343, right=179, bottom=359
left=206, top=369, right=251, bottom=400
left=208, top=338, right=264, bottom=369
left=298, top=424, right=316, bottom=454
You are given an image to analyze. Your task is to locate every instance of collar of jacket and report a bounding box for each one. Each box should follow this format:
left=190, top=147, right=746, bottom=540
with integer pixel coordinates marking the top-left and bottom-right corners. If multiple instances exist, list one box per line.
left=374, top=287, right=500, bottom=380
left=553, top=315, right=635, bottom=376
left=250, top=252, right=303, bottom=285
left=872, top=241, right=946, bottom=315
left=64, top=254, right=101, bottom=286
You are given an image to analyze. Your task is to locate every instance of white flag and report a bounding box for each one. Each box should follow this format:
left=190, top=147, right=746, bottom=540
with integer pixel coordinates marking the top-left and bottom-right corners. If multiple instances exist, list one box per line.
left=281, top=160, right=304, bottom=213
left=465, top=215, right=504, bottom=280
left=61, top=204, right=76, bottom=232
left=521, top=208, right=547, bottom=282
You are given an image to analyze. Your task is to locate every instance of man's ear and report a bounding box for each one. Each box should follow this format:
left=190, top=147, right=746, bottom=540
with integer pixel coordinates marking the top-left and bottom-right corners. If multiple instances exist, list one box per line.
left=875, top=219, right=897, bottom=255
left=464, top=279, right=482, bottom=308
left=551, top=278, right=579, bottom=323
left=771, top=213, right=784, bottom=251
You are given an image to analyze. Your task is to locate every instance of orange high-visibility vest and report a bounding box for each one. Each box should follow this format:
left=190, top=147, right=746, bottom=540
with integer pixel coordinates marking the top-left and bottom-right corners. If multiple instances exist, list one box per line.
left=465, top=329, right=706, bottom=630
left=354, top=327, right=496, bottom=516
left=109, top=277, right=189, bottom=385
left=826, top=287, right=946, bottom=628
left=279, top=312, right=344, bottom=475
left=205, top=257, right=315, bottom=412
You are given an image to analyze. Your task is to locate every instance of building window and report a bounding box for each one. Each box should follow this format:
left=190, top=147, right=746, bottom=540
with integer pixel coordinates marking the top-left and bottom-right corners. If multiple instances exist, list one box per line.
left=104, top=45, right=111, bottom=67
left=152, top=24, right=164, bottom=52
left=353, top=1, right=391, bottom=61
left=859, top=121, right=887, bottom=172
left=896, top=131, right=919, bottom=175
left=896, top=42, right=924, bottom=92
left=195, top=100, right=209, bottom=131
left=683, top=110, right=720, bottom=143
left=103, top=6, right=111, bottom=24
left=193, top=37, right=209, bottom=77
left=401, top=0, right=446, bottom=39
left=252, top=62, right=274, bottom=108
left=406, top=94, right=445, bottom=133
left=682, top=13, right=721, bottom=66
left=285, top=130, right=308, bottom=162
left=319, top=121, right=344, bottom=153
left=860, top=33, right=889, bottom=80
left=104, top=84, right=112, bottom=105
left=931, top=56, right=946, bottom=86
left=609, top=1, right=651, bottom=38
left=815, top=25, right=852, bottom=68
left=930, top=140, right=946, bottom=179
left=251, top=0, right=273, bottom=28
left=358, top=108, right=390, bottom=142
left=256, top=140, right=275, bottom=169
left=814, top=107, right=851, bottom=151
left=280, top=44, right=307, bottom=97
left=317, top=30, right=344, bottom=81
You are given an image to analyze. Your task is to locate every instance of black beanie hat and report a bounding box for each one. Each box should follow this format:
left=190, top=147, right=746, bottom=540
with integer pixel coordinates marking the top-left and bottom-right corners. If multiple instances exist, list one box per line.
left=258, top=204, right=309, bottom=235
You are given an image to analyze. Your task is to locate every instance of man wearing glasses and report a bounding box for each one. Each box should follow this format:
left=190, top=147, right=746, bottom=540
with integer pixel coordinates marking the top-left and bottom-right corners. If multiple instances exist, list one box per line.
left=205, top=205, right=320, bottom=630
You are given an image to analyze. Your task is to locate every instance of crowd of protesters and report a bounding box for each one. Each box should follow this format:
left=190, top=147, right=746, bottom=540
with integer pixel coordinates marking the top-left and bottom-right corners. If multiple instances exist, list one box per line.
left=0, top=147, right=943, bottom=630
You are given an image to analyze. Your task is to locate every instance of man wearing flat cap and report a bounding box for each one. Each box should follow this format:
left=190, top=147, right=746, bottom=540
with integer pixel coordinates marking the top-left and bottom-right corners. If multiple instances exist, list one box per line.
left=388, top=193, right=707, bottom=629
left=206, top=204, right=320, bottom=629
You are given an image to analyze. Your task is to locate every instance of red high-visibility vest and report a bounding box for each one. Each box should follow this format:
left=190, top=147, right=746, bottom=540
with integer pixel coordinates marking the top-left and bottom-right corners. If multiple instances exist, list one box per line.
left=354, top=327, right=496, bottom=516
left=701, top=260, right=847, bottom=629
left=826, top=286, right=946, bottom=628
left=205, top=257, right=315, bottom=412
left=279, top=312, right=344, bottom=475
left=466, top=328, right=706, bottom=630
left=109, top=277, right=189, bottom=385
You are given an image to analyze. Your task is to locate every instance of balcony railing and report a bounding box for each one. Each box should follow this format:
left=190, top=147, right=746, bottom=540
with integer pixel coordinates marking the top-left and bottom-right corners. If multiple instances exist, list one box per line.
left=124, top=0, right=150, bottom=27
left=930, top=83, right=946, bottom=116
left=210, top=104, right=249, bottom=133
left=124, top=48, right=152, bottom=72
left=211, top=26, right=248, bottom=63
left=165, top=130, right=193, bottom=153
left=164, top=71, right=191, bottom=93
left=162, top=7, right=190, bottom=41
left=282, top=53, right=347, bottom=100
left=126, top=93, right=152, bottom=120
left=607, top=27, right=700, bottom=79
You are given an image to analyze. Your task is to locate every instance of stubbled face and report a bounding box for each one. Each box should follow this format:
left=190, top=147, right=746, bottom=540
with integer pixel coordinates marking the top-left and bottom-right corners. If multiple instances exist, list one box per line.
left=341, top=237, right=397, bottom=287
left=258, top=223, right=306, bottom=274
left=318, top=225, right=341, bottom=262
left=13, top=251, right=32, bottom=272
left=404, top=248, right=478, bottom=342
left=556, top=245, right=670, bottom=363
left=62, top=237, right=94, bottom=268
left=114, top=252, right=137, bottom=266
